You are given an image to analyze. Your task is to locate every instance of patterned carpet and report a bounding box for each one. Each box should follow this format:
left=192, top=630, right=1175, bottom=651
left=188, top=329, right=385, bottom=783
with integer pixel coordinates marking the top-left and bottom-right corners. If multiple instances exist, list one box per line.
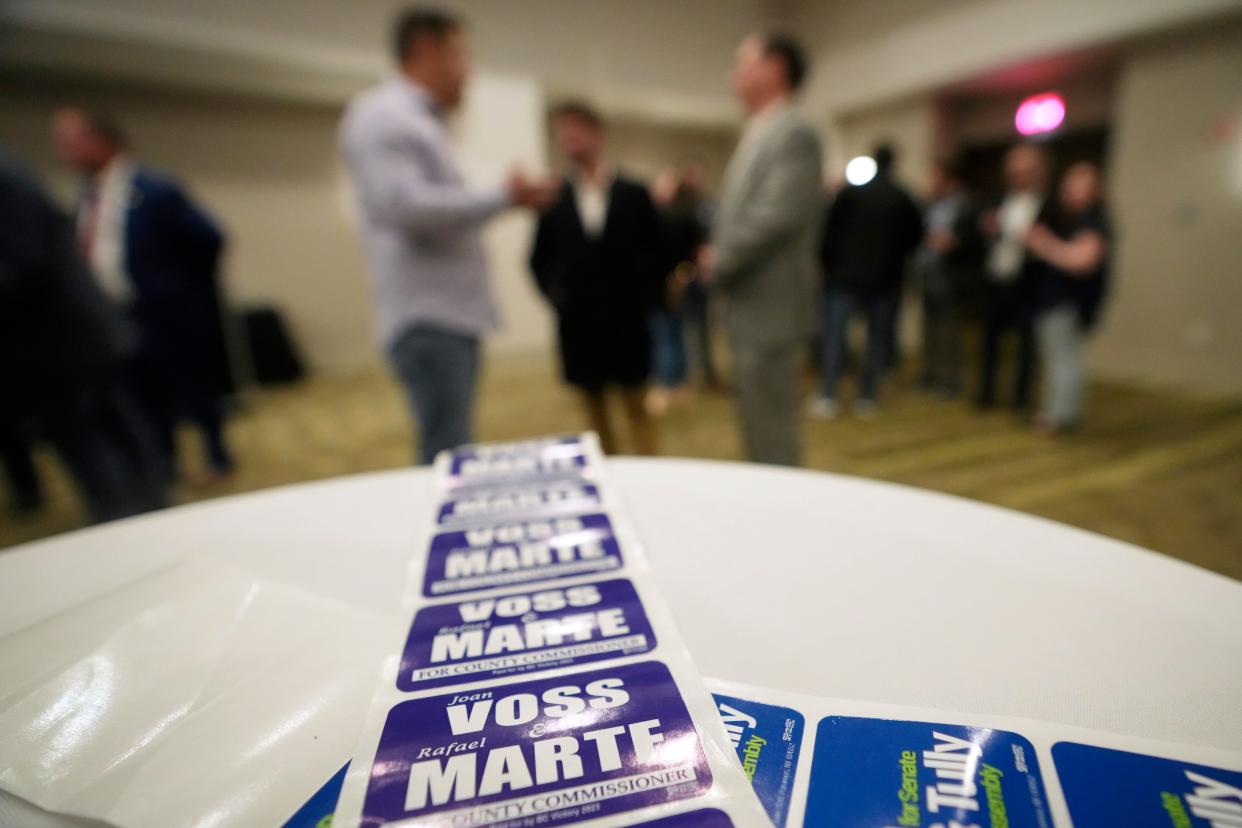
left=3, top=351, right=1241, bottom=580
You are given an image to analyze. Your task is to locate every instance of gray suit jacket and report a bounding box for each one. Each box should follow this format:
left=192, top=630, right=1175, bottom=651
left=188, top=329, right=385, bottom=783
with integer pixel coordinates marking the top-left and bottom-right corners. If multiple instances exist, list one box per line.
left=712, top=107, right=824, bottom=349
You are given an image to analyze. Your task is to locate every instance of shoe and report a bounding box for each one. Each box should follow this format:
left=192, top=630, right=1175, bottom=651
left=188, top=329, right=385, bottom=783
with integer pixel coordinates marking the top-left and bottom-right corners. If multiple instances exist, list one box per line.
left=806, top=396, right=839, bottom=420
left=854, top=399, right=879, bottom=420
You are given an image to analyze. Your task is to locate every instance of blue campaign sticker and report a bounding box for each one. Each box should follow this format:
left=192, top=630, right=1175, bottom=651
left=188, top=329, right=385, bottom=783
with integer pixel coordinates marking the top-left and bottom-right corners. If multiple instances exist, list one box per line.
left=445, top=436, right=590, bottom=486
left=422, top=513, right=624, bottom=597
left=437, top=480, right=604, bottom=526
left=1052, top=741, right=1242, bottom=827
left=399, top=578, right=656, bottom=691
left=282, top=762, right=348, bottom=828
left=633, top=808, right=735, bottom=827
left=712, top=693, right=804, bottom=828
left=363, top=661, right=712, bottom=827
left=805, top=716, right=1053, bottom=828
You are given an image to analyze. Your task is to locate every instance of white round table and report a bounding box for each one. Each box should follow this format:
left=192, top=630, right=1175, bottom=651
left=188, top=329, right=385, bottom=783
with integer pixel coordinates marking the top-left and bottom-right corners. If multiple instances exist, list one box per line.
left=3, top=459, right=1240, bottom=826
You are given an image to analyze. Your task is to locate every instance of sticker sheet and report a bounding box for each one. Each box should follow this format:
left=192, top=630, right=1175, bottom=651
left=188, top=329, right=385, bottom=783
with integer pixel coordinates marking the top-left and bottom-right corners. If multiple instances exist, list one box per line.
left=331, top=434, right=767, bottom=828
left=705, top=678, right=1242, bottom=828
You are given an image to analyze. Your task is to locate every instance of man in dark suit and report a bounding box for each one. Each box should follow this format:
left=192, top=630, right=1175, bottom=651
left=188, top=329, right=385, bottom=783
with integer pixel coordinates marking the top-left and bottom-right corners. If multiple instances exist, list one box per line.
left=0, top=150, right=166, bottom=522
left=530, top=102, right=667, bottom=455
left=814, top=143, right=923, bottom=419
left=51, top=108, right=234, bottom=482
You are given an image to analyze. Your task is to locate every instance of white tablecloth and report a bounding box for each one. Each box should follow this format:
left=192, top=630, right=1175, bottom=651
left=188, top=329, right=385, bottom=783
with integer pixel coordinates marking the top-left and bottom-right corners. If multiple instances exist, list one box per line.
left=2, top=459, right=1240, bottom=826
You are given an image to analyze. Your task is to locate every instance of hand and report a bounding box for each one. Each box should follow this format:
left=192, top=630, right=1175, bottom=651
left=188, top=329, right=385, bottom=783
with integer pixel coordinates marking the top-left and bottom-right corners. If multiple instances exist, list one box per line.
left=507, top=169, right=558, bottom=212
left=1025, top=223, right=1054, bottom=256
left=695, top=244, right=716, bottom=284
left=926, top=229, right=955, bottom=253
left=666, top=262, right=695, bottom=308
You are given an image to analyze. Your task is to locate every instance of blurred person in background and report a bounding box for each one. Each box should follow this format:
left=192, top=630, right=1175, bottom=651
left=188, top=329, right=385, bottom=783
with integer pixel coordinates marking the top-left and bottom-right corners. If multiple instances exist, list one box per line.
left=340, top=7, right=556, bottom=464
left=674, top=162, right=723, bottom=394
left=813, top=143, right=922, bottom=419
left=977, top=142, right=1049, bottom=412
left=648, top=163, right=714, bottom=416
left=1026, top=161, right=1111, bottom=434
left=916, top=157, right=981, bottom=399
left=530, top=101, right=665, bottom=454
left=0, top=150, right=166, bottom=522
left=51, top=107, right=233, bottom=484
left=700, top=32, right=823, bottom=467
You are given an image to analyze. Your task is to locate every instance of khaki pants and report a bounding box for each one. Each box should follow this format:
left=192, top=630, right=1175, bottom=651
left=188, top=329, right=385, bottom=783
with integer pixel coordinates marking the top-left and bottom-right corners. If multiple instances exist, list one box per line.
left=732, top=341, right=801, bottom=466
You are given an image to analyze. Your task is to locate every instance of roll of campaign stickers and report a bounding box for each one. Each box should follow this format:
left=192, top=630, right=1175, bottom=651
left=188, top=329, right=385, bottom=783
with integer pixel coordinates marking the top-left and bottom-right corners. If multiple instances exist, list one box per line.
left=329, top=434, right=768, bottom=828
left=291, top=677, right=1242, bottom=827
left=435, top=434, right=600, bottom=493
left=704, top=678, right=1242, bottom=828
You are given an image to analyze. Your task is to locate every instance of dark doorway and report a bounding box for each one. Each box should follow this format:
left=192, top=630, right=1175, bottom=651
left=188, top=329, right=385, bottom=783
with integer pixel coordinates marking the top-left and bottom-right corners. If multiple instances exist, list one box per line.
left=957, top=126, right=1111, bottom=200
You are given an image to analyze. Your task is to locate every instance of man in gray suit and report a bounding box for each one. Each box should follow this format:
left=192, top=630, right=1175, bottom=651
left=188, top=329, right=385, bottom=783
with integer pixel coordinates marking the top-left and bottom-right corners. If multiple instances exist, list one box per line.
left=701, top=33, right=824, bottom=466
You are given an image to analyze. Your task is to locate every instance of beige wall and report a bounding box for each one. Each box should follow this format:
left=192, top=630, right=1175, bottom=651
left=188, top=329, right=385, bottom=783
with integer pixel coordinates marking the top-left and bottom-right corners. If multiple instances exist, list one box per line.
left=1088, top=21, right=1242, bottom=393
left=601, top=119, right=738, bottom=190
left=2, top=0, right=761, bottom=124
left=797, top=0, right=1242, bottom=117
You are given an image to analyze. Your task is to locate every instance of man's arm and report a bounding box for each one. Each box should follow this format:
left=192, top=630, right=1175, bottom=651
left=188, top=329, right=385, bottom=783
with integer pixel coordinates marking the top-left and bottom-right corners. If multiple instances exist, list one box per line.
left=714, top=125, right=823, bottom=288
left=1027, top=226, right=1108, bottom=276
left=344, top=119, right=510, bottom=236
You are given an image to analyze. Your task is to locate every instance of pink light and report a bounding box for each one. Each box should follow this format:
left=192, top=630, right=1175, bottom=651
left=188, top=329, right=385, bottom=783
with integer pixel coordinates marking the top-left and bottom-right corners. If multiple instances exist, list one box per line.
left=1015, top=92, right=1066, bottom=136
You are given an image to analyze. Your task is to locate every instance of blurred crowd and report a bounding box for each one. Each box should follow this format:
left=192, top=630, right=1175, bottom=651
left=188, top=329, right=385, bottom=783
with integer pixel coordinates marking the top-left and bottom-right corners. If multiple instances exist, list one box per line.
left=0, top=5, right=1113, bottom=526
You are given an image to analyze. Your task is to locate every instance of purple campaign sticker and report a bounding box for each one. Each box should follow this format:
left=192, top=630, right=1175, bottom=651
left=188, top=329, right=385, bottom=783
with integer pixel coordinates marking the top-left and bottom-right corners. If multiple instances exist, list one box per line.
left=445, top=437, right=590, bottom=486
left=632, top=809, right=734, bottom=827
left=400, top=578, right=656, bottom=691
left=422, top=513, right=623, bottom=597
left=437, top=480, right=604, bottom=526
left=362, top=661, right=712, bottom=827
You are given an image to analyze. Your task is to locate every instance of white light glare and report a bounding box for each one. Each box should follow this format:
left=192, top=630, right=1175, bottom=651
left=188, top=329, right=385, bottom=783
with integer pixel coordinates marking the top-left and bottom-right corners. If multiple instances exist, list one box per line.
left=845, top=155, right=877, bottom=186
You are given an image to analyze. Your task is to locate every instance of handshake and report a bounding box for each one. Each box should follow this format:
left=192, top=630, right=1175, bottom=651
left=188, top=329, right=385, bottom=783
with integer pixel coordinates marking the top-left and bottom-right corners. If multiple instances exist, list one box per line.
left=506, top=169, right=560, bottom=212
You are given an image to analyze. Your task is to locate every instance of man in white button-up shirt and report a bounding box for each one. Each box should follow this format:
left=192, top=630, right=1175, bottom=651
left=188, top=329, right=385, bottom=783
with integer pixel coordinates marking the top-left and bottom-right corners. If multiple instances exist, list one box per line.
left=340, top=8, right=555, bottom=464
left=977, top=143, right=1049, bottom=411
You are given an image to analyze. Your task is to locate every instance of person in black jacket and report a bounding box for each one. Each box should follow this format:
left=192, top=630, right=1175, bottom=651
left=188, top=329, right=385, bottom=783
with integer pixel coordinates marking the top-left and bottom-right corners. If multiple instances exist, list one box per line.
left=0, top=150, right=166, bottom=523
left=530, top=102, right=666, bottom=455
left=813, top=144, right=922, bottom=419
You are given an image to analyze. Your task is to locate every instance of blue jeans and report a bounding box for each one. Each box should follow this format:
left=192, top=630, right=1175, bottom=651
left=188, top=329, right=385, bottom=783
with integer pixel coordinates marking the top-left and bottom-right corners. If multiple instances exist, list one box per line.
left=1036, top=304, right=1085, bottom=426
left=649, top=310, right=688, bottom=388
left=821, top=288, right=894, bottom=402
left=388, top=325, right=480, bottom=465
